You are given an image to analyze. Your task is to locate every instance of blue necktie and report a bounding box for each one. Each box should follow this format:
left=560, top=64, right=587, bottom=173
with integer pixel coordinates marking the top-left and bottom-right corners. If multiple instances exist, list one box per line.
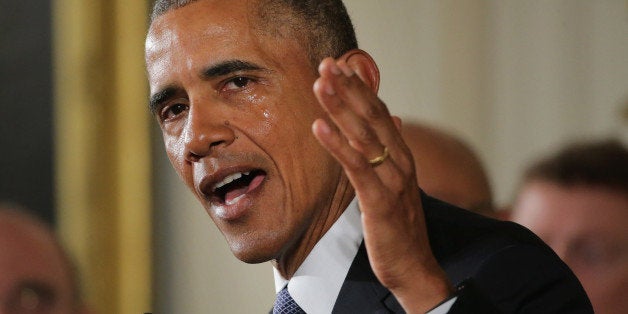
left=273, top=286, right=306, bottom=314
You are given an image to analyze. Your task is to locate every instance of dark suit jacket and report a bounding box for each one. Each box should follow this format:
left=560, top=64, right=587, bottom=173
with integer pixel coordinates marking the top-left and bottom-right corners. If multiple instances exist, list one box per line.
left=331, top=193, right=593, bottom=313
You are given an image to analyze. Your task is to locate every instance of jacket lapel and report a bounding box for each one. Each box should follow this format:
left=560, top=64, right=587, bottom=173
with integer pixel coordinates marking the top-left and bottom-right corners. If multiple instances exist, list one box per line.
left=332, top=242, right=404, bottom=313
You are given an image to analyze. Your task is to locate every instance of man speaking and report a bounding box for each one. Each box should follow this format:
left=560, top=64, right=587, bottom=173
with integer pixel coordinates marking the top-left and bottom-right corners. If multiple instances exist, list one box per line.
left=145, top=0, right=592, bottom=312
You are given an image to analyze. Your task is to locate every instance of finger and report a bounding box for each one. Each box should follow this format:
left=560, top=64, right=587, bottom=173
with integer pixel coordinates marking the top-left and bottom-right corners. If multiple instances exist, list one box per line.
left=312, top=118, right=393, bottom=207
left=313, top=77, right=385, bottom=161
left=314, top=59, right=387, bottom=160
left=315, top=59, right=413, bottom=172
left=391, top=115, right=402, bottom=132
left=334, top=60, right=414, bottom=173
left=334, top=60, right=401, bottom=147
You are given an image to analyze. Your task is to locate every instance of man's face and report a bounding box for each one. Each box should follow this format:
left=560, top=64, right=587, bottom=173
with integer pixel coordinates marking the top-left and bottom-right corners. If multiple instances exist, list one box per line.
left=146, top=0, right=342, bottom=263
left=513, top=181, right=628, bottom=314
left=0, top=219, right=76, bottom=314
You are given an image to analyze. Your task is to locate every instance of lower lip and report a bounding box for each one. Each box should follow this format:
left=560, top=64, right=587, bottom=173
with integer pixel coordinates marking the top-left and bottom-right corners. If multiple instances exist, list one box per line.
left=212, top=174, right=266, bottom=221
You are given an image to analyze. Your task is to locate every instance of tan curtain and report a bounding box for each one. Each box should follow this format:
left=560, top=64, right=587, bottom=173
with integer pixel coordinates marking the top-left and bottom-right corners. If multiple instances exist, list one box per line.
left=53, top=1, right=152, bottom=313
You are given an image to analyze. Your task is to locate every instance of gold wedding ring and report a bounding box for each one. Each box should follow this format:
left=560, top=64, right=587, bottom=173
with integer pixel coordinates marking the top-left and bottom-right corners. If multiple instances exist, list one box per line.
left=368, top=146, right=389, bottom=167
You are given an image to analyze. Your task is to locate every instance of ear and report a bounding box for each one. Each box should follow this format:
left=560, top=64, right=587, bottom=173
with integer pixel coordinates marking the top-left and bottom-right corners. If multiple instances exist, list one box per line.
left=339, top=49, right=380, bottom=94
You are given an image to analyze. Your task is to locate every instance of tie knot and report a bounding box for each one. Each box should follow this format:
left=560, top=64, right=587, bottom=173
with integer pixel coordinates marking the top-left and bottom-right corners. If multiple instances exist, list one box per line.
left=273, top=286, right=306, bottom=314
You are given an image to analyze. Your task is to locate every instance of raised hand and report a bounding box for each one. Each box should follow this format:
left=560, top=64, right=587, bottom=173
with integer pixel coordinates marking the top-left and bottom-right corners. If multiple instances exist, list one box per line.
left=311, top=53, right=453, bottom=313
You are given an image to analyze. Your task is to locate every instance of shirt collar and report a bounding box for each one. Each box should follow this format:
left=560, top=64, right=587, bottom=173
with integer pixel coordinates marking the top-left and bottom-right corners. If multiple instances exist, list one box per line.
left=273, top=197, right=363, bottom=314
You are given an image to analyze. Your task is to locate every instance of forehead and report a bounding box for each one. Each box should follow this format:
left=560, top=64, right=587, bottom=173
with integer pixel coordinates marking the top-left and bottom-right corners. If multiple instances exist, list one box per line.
left=145, top=0, right=309, bottom=88
left=146, top=0, right=289, bottom=60
left=147, top=0, right=251, bottom=58
left=152, top=0, right=252, bottom=34
left=516, top=181, right=628, bottom=236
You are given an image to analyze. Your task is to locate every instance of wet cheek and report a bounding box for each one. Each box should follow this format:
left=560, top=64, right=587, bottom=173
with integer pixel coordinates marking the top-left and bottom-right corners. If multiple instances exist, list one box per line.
left=240, top=94, right=277, bottom=136
left=255, top=113, right=274, bottom=136
left=256, top=98, right=275, bottom=132
left=165, top=137, right=188, bottom=174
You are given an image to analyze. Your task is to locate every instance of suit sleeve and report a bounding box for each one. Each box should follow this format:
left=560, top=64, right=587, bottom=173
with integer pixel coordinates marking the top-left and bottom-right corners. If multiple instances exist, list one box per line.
left=421, top=193, right=592, bottom=314
left=447, top=244, right=593, bottom=313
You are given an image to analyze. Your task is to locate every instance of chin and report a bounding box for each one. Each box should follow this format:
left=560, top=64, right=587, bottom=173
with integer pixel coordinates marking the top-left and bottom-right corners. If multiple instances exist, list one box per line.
left=234, top=251, right=275, bottom=264
left=226, top=232, right=286, bottom=264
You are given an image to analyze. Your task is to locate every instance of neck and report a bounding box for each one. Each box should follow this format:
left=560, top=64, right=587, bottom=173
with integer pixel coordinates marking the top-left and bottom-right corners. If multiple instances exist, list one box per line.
left=273, top=173, right=355, bottom=279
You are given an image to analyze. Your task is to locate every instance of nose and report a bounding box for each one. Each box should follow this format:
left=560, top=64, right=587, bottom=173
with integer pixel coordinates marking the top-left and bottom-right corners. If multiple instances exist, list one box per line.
left=182, top=103, right=236, bottom=162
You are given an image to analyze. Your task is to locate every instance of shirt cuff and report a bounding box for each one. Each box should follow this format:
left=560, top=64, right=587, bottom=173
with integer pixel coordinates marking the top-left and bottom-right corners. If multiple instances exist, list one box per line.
left=426, top=296, right=458, bottom=314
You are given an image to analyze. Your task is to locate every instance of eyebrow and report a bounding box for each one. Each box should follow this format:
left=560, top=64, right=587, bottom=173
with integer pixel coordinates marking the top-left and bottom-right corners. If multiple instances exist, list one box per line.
left=201, top=59, right=265, bottom=78
left=149, top=86, right=178, bottom=115
left=148, top=60, right=267, bottom=114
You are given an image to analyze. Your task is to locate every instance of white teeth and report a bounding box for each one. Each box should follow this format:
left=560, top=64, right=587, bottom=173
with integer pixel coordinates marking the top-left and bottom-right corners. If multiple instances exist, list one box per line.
left=213, top=171, right=251, bottom=191
left=214, top=172, right=242, bottom=190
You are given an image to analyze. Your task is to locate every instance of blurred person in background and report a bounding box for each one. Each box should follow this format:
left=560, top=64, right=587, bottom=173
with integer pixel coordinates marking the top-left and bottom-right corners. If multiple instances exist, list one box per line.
left=401, top=122, right=495, bottom=217
left=511, top=139, right=628, bottom=314
left=0, top=204, right=89, bottom=314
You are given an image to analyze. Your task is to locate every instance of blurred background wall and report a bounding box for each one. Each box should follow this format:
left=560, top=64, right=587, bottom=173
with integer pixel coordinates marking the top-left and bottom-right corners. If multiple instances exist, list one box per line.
left=1, top=1, right=626, bottom=314
left=53, top=1, right=152, bottom=313
left=350, top=0, right=628, bottom=206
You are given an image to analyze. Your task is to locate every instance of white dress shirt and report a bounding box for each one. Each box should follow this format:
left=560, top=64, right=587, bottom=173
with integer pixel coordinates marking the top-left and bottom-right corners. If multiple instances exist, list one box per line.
left=273, top=197, right=456, bottom=313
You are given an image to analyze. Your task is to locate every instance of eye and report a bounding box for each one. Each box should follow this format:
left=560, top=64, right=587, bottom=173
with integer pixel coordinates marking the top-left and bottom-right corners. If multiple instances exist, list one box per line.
left=223, top=76, right=254, bottom=91
left=160, top=103, right=188, bottom=121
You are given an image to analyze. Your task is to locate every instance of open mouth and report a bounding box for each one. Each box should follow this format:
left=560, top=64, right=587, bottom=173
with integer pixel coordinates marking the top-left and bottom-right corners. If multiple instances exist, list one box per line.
left=212, top=170, right=266, bottom=205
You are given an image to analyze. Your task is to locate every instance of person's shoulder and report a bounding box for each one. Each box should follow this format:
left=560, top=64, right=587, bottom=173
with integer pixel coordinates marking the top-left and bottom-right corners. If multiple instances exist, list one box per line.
left=422, top=192, right=556, bottom=276
left=421, top=192, right=542, bottom=261
left=421, top=193, right=593, bottom=313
